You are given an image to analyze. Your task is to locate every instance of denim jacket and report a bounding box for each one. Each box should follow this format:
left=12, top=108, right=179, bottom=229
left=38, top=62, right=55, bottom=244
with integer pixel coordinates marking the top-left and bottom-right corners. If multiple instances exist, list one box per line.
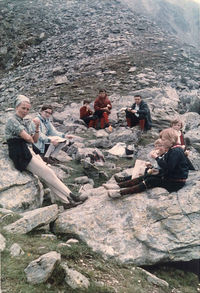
left=30, top=113, right=64, bottom=154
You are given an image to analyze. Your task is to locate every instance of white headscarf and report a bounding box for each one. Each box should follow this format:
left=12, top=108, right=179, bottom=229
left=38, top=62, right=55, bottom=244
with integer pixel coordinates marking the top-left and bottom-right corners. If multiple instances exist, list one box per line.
left=14, top=95, right=30, bottom=108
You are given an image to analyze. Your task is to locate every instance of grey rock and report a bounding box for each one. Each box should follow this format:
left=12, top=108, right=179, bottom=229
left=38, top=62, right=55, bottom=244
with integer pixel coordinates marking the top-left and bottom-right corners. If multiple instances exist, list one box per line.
left=182, top=112, right=200, bottom=131
left=75, top=176, right=90, bottom=184
left=24, top=251, right=61, bottom=284
left=10, top=243, right=25, bottom=257
left=0, top=146, right=41, bottom=212
left=75, top=147, right=104, bottom=163
left=4, top=204, right=59, bottom=234
left=52, top=66, right=66, bottom=76
left=137, top=267, right=169, bottom=288
left=53, top=172, right=200, bottom=266
left=61, top=262, right=90, bottom=289
left=66, top=239, right=79, bottom=245
left=54, top=75, right=68, bottom=85
left=0, top=233, right=6, bottom=252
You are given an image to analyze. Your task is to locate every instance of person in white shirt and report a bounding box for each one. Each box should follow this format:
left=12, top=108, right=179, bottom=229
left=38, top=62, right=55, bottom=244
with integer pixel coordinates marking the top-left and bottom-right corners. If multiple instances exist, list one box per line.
left=125, top=95, right=152, bottom=131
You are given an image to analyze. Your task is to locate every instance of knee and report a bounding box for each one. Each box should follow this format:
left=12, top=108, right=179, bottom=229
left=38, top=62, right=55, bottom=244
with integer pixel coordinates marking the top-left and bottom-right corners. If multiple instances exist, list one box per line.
left=103, top=112, right=108, bottom=117
left=125, top=111, right=132, bottom=118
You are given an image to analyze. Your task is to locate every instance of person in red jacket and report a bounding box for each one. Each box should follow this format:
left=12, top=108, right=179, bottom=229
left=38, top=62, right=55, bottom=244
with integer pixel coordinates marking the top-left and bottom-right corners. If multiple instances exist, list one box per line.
left=170, top=119, right=185, bottom=146
left=80, top=100, right=97, bottom=128
left=94, top=89, right=112, bottom=129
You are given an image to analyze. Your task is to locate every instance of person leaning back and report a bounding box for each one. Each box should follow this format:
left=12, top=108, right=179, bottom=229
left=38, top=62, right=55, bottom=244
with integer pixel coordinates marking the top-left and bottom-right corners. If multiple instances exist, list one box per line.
left=4, top=95, right=87, bottom=208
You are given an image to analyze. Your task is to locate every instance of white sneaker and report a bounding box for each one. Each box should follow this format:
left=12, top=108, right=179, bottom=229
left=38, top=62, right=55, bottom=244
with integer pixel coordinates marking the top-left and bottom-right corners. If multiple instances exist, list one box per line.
left=107, top=189, right=122, bottom=199
left=103, top=183, right=119, bottom=190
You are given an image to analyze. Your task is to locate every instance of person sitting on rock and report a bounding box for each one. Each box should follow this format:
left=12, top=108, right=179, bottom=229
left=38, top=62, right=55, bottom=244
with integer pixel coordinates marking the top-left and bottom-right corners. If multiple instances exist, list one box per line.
left=113, top=138, right=166, bottom=184
left=162, top=121, right=195, bottom=170
left=80, top=100, right=97, bottom=128
left=5, top=95, right=87, bottom=209
left=94, top=89, right=112, bottom=129
left=125, top=95, right=152, bottom=131
left=30, top=104, right=71, bottom=163
left=170, top=118, right=186, bottom=148
left=104, top=128, right=189, bottom=198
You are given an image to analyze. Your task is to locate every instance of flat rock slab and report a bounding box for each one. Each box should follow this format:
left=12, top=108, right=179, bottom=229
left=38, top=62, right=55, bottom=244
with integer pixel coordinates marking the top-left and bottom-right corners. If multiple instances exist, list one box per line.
left=4, top=204, right=59, bottom=234
left=54, top=171, right=200, bottom=266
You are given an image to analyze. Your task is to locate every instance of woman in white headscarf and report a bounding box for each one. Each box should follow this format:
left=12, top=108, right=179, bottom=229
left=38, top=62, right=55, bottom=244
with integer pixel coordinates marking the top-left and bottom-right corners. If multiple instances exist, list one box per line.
left=5, top=95, right=87, bottom=209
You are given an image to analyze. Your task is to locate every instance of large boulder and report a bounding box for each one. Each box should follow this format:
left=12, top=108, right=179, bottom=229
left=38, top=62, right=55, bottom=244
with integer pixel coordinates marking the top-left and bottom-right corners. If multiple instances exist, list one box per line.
left=53, top=171, right=200, bottom=266
left=0, top=146, right=41, bottom=212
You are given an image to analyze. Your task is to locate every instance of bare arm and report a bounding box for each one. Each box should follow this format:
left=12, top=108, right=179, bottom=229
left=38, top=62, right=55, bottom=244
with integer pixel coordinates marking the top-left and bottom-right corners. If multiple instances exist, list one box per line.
left=31, top=118, right=40, bottom=143
left=19, top=130, right=34, bottom=144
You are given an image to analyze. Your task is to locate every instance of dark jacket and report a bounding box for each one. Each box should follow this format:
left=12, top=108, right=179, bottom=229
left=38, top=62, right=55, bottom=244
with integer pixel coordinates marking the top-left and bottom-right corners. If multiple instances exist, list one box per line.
left=156, top=146, right=189, bottom=180
left=131, top=100, right=152, bottom=130
left=7, top=138, right=32, bottom=172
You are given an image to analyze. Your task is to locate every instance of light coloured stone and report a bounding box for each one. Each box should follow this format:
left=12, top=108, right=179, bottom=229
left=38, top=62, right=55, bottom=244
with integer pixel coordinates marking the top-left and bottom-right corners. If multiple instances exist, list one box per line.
left=137, top=268, right=169, bottom=288
left=24, top=251, right=61, bottom=284
left=0, top=233, right=6, bottom=252
left=0, top=147, right=41, bottom=212
left=61, top=262, right=90, bottom=289
left=54, top=75, right=68, bottom=85
left=4, top=205, right=58, bottom=234
left=10, top=243, right=25, bottom=257
left=54, top=171, right=200, bottom=266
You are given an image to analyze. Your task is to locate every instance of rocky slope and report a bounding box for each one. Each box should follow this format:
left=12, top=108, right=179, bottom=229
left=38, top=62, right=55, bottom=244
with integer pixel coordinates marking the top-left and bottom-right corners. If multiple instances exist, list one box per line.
left=121, top=0, right=200, bottom=48
left=0, top=0, right=199, bottom=112
left=0, top=0, right=200, bottom=290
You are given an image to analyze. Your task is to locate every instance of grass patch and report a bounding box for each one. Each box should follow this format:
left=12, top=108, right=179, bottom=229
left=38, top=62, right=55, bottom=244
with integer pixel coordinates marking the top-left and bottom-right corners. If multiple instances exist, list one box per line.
left=0, top=214, right=199, bottom=292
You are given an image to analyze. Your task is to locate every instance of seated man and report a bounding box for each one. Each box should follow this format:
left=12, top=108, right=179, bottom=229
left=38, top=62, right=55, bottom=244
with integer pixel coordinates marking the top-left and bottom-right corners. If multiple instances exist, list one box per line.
left=94, top=89, right=112, bottom=129
left=30, top=104, right=69, bottom=162
left=126, top=95, right=152, bottom=131
left=80, top=100, right=97, bottom=128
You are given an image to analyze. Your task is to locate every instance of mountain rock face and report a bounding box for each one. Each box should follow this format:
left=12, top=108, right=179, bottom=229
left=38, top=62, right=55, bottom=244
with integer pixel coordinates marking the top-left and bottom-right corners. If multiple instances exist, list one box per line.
left=0, top=0, right=199, bottom=111
left=121, top=0, right=200, bottom=48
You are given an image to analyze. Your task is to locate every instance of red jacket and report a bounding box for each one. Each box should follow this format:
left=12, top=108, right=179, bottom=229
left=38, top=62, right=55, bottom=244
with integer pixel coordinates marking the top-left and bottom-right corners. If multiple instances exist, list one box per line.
left=80, top=105, right=93, bottom=119
left=94, top=95, right=112, bottom=112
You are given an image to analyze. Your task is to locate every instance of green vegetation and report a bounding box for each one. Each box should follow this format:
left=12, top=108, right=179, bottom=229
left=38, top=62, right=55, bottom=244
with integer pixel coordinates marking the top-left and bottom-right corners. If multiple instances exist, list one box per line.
left=0, top=214, right=199, bottom=293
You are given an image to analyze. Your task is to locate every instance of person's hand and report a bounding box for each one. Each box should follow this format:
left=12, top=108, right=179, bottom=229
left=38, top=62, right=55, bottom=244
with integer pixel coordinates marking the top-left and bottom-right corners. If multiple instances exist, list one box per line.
left=65, top=134, right=73, bottom=139
left=32, top=117, right=40, bottom=128
left=150, top=150, right=159, bottom=159
left=184, top=150, right=190, bottom=156
left=132, top=109, right=137, bottom=114
left=147, top=168, right=159, bottom=175
left=145, top=162, right=152, bottom=168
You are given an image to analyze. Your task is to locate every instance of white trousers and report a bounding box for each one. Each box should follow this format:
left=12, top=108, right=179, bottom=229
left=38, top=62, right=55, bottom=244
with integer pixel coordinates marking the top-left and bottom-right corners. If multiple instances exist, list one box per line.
left=26, top=150, right=70, bottom=205
left=44, top=141, right=66, bottom=158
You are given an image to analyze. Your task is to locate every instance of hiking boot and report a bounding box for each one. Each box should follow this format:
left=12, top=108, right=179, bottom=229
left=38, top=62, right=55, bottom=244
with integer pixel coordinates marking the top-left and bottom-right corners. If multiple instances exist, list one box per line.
left=62, top=200, right=82, bottom=210
left=107, top=189, right=122, bottom=199
left=50, top=157, right=60, bottom=163
left=114, top=174, right=132, bottom=183
left=103, top=183, right=119, bottom=190
left=43, top=157, right=55, bottom=165
left=69, top=192, right=88, bottom=203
